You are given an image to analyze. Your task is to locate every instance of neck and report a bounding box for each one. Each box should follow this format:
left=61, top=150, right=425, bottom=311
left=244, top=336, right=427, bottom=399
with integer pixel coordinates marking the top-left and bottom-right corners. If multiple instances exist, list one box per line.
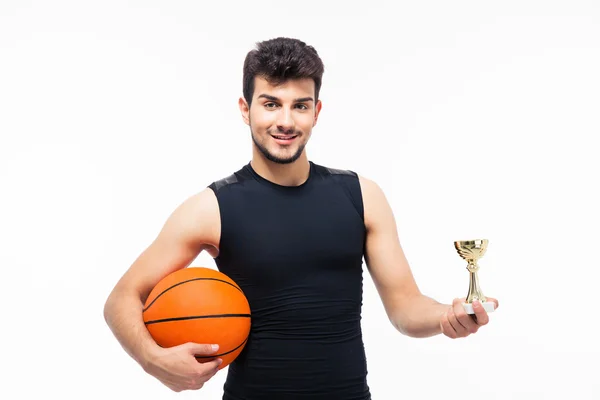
left=250, top=150, right=310, bottom=187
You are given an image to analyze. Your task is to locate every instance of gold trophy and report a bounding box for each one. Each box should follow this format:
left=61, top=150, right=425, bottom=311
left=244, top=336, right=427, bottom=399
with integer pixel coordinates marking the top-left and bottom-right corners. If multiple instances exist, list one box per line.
left=454, top=239, right=495, bottom=314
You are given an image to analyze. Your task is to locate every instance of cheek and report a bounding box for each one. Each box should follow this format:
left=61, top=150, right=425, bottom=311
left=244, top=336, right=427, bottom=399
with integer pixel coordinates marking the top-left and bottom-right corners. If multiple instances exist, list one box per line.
left=299, top=116, right=315, bottom=131
left=250, top=109, right=273, bottom=127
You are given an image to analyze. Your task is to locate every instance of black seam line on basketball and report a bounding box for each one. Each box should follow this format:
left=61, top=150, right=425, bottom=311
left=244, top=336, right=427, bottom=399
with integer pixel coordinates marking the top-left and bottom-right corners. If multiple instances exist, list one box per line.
left=195, top=336, right=249, bottom=359
left=142, top=277, right=243, bottom=313
left=144, top=313, right=251, bottom=325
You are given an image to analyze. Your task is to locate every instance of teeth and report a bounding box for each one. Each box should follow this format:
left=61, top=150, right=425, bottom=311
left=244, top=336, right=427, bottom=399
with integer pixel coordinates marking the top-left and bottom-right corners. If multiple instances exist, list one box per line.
left=274, top=136, right=295, bottom=140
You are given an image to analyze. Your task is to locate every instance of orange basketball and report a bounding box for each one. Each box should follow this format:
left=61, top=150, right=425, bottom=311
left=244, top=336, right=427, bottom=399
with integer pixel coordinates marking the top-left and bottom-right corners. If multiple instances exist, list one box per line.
left=142, top=266, right=251, bottom=369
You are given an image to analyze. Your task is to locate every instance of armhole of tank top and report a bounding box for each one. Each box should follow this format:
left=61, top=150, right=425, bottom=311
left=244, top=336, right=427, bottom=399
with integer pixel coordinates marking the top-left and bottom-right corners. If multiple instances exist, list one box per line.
left=206, top=184, right=221, bottom=263
left=326, top=169, right=367, bottom=257
left=207, top=172, right=243, bottom=262
left=350, top=173, right=365, bottom=225
left=206, top=187, right=225, bottom=263
left=342, top=172, right=367, bottom=257
left=328, top=169, right=365, bottom=223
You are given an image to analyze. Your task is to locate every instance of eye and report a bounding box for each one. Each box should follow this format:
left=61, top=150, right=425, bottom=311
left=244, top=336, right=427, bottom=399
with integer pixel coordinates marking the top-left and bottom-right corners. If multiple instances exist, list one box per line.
left=296, top=104, right=308, bottom=110
left=264, top=102, right=278, bottom=109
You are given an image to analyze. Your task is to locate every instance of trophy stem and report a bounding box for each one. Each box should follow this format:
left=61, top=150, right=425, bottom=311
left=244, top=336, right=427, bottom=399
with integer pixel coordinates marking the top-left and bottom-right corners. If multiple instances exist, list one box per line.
left=466, top=261, right=487, bottom=303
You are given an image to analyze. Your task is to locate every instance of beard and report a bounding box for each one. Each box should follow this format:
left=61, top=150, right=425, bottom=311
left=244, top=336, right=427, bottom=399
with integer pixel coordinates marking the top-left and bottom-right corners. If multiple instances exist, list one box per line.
left=250, top=127, right=306, bottom=165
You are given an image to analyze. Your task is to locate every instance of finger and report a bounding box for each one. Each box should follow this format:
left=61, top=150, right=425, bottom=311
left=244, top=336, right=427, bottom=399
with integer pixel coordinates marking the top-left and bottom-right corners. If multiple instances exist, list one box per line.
left=201, top=363, right=220, bottom=382
left=195, top=356, right=216, bottom=363
left=167, top=384, right=182, bottom=393
left=187, top=342, right=220, bottom=356
left=186, top=377, right=207, bottom=391
left=453, top=298, right=479, bottom=334
left=196, top=358, right=223, bottom=378
left=194, top=366, right=220, bottom=387
left=447, top=308, right=469, bottom=337
left=487, top=297, right=499, bottom=309
left=472, top=300, right=490, bottom=326
left=440, top=312, right=457, bottom=339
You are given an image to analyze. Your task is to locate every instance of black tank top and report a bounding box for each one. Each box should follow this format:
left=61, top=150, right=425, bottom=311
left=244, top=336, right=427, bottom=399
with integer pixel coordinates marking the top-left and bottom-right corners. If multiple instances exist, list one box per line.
left=208, top=161, right=371, bottom=400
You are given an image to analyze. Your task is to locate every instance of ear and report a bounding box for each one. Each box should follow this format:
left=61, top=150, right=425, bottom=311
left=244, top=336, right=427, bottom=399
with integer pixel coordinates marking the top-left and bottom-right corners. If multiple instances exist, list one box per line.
left=313, top=100, right=323, bottom=127
left=239, top=97, right=250, bottom=125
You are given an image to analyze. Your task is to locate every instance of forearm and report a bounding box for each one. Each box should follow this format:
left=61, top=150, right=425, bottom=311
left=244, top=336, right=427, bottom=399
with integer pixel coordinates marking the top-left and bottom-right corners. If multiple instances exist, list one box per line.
left=103, top=288, right=160, bottom=370
left=391, top=294, right=449, bottom=338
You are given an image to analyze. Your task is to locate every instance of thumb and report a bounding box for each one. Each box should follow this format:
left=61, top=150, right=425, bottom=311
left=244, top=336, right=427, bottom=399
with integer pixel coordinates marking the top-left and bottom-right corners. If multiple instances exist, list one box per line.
left=186, top=342, right=219, bottom=355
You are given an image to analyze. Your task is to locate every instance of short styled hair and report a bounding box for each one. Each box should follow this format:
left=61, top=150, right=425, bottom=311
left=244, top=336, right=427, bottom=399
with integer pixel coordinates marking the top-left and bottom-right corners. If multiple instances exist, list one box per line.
left=242, top=37, right=325, bottom=106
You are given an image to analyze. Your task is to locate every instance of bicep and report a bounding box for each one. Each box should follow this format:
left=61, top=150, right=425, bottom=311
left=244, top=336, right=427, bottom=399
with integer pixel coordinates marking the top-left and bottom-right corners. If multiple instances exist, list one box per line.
left=115, top=187, right=221, bottom=301
left=360, top=177, right=421, bottom=314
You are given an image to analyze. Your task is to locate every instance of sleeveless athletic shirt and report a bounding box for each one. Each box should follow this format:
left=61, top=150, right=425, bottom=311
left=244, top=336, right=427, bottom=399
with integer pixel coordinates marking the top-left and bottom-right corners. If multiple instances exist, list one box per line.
left=208, top=161, right=372, bottom=400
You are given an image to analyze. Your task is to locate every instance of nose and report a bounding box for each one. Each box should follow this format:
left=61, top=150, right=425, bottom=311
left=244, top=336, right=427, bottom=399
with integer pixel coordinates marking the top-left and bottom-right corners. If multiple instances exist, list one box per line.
left=276, top=109, right=295, bottom=134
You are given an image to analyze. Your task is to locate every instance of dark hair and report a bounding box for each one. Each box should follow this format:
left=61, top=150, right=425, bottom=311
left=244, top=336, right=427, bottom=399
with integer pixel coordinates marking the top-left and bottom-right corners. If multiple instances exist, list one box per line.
left=242, top=37, right=325, bottom=106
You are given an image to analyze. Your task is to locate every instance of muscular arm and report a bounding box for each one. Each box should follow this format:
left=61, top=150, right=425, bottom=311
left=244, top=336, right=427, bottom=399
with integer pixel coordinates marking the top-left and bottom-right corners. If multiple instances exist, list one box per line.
left=360, top=176, right=449, bottom=338
left=103, top=188, right=221, bottom=370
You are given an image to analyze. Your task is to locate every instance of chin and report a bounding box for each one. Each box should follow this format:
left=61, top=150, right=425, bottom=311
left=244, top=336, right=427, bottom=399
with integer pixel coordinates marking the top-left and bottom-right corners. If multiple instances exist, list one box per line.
left=263, top=146, right=305, bottom=164
left=264, top=152, right=298, bottom=164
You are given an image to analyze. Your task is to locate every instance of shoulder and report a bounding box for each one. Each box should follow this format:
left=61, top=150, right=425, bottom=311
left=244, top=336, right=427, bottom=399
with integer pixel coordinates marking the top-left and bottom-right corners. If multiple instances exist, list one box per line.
left=311, top=163, right=391, bottom=227
left=356, top=175, right=392, bottom=232
left=311, top=161, right=383, bottom=199
left=208, top=165, right=251, bottom=193
left=311, top=162, right=358, bottom=179
left=148, top=186, right=221, bottom=258
left=357, top=175, right=387, bottom=210
left=357, top=175, right=383, bottom=196
left=171, top=187, right=220, bottom=236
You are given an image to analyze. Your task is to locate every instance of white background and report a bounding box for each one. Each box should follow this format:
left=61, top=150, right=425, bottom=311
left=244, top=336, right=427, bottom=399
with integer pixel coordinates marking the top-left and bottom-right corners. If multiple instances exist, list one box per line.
left=1, top=1, right=599, bottom=399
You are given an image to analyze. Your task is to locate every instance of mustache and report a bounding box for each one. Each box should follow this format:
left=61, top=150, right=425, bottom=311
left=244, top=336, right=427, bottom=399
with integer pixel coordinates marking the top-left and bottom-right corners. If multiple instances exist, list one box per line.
left=268, top=128, right=300, bottom=136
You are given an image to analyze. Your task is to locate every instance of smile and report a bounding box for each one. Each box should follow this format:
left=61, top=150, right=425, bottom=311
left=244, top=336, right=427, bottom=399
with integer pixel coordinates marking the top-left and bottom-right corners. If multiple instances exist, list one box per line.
left=271, top=134, right=298, bottom=144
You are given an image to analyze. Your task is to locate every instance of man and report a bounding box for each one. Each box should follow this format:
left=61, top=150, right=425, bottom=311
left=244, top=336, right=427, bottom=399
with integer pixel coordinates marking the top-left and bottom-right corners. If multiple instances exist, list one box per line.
left=103, top=37, right=498, bottom=399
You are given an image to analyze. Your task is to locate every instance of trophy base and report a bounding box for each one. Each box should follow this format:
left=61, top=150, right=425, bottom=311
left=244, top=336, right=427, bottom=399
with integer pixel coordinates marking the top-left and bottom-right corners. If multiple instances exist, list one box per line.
left=462, top=302, right=495, bottom=315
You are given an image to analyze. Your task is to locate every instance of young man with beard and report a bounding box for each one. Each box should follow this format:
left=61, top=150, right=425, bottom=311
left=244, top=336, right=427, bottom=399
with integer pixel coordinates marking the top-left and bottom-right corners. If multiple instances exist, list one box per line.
left=103, top=37, right=498, bottom=400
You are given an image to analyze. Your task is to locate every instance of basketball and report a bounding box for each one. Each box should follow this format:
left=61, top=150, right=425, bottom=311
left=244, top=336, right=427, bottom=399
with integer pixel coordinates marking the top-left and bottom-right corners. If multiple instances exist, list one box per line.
left=142, top=266, right=251, bottom=369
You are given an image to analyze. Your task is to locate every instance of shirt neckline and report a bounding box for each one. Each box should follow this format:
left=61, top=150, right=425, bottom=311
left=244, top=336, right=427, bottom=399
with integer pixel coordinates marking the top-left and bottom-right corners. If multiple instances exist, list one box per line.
left=244, top=161, right=315, bottom=191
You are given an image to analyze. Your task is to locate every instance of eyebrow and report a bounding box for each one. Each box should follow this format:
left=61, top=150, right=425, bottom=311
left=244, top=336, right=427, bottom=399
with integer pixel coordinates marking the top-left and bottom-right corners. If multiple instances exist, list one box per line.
left=257, top=94, right=314, bottom=103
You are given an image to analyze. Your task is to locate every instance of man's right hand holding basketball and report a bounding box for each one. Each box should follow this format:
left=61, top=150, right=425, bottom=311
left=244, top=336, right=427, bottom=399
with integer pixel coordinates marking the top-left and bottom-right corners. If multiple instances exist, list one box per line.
left=144, top=342, right=223, bottom=392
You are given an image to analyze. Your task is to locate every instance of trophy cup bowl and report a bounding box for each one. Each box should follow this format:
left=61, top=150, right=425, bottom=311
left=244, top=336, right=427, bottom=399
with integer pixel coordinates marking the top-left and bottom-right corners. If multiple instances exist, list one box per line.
left=454, top=239, right=495, bottom=314
left=454, top=239, right=488, bottom=263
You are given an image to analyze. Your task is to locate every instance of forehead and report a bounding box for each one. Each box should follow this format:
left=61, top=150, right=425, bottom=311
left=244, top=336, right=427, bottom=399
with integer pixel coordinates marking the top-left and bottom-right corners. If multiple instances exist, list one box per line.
left=253, top=76, right=315, bottom=100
